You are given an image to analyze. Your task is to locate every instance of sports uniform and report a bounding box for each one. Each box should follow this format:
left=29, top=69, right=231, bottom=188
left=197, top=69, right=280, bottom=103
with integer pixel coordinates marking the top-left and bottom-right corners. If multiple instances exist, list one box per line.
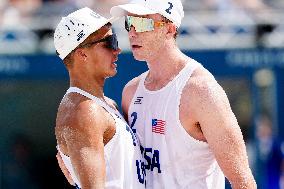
left=128, top=60, right=225, bottom=189
left=57, top=87, right=146, bottom=189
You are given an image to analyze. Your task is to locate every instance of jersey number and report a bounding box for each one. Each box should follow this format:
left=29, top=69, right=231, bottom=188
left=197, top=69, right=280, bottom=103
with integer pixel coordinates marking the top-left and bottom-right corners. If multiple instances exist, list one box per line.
left=130, top=112, right=137, bottom=133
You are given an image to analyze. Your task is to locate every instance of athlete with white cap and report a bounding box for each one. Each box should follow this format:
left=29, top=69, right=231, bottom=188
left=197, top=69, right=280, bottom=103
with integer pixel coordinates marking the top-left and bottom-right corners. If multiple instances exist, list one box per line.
left=54, top=7, right=145, bottom=189
left=110, top=0, right=257, bottom=188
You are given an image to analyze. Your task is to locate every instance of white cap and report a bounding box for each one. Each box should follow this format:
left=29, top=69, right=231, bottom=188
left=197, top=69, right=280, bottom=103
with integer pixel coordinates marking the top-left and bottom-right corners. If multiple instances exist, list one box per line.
left=54, top=7, right=116, bottom=60
left=110, top=0, right=184, bottom=28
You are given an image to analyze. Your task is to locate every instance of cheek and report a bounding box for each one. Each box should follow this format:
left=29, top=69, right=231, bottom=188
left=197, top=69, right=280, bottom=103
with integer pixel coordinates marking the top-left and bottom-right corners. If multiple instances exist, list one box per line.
left=143, top=33, right=164, bottom=51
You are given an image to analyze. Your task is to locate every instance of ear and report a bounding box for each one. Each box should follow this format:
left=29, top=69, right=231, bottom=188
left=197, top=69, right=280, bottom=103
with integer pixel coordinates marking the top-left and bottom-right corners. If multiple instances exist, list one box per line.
left=74, top=48, right=87, bottom=62
left=165, top=23, right=177, bottom=39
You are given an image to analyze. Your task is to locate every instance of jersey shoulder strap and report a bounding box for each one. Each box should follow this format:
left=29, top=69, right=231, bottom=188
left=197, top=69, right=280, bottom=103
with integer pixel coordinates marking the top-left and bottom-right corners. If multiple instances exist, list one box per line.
left=66, top=87, right=122, bottom=119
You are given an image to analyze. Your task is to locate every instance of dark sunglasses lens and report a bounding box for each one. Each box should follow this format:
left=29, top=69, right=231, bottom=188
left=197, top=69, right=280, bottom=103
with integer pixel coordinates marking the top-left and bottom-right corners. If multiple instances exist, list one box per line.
left=106, top=34, right=118, bottom=50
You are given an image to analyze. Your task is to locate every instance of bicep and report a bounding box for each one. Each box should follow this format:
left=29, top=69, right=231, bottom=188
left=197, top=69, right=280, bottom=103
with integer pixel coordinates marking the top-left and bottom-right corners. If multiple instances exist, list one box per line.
left=63, top=107, right=106, bottom=188
left=68, top=139, right=105, bottom=189
left=194, top=83, right=252, bottom=186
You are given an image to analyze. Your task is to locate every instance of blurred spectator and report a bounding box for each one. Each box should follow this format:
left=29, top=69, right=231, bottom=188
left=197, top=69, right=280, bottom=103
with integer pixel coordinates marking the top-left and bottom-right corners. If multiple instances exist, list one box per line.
left=185, top=0, right=269, bottom=11
left=254, top=115, right=284, bottom=189
left=262, top=0, right=284, bottom=9
left=1, top=0, right=42, bottom=27
left=229, top=0, right=268, bottom=12
left=93, top=0, right=129, bottom=16
left=0, top=0, right=7, bottom=28
left=0, top=0, right=41, bottom=54
left=62, top=0, right=128, bottom=17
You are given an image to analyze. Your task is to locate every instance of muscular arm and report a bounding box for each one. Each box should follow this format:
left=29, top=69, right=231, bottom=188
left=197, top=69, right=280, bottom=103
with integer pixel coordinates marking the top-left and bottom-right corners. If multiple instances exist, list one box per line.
left=62, top=101, right=107, bottom=189
left=185, top=70, right=256, bottom=189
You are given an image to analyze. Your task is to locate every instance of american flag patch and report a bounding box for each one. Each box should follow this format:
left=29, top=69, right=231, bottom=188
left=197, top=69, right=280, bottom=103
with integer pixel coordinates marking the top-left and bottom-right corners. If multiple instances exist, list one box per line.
left=152, top=119, right=166, bottom=134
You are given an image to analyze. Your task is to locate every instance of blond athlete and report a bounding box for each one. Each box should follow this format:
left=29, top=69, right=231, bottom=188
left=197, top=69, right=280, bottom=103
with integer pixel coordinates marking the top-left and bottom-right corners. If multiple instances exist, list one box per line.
left=111, top=0, right=257, bottom=188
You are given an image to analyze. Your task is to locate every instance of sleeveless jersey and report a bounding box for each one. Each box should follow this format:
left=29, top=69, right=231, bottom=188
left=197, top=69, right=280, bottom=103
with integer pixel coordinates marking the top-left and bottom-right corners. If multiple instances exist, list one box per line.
left=57, top=87, right=146, bottom=189
left=128, top=59, right=225, bottom=189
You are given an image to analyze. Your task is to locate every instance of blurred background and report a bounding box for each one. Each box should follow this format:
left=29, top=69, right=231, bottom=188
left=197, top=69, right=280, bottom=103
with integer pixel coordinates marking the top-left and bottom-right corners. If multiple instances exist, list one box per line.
left=0, top=0, right=284, bottom=188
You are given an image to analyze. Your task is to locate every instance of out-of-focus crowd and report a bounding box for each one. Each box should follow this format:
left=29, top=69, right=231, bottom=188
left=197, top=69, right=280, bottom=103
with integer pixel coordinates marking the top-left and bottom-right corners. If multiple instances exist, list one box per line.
left=0, top=0, right=128, bottom=28
left=0, top=0, right=130, bottom=54
left=1, top=0, right=282, bottom=28
left=0, top=0, right=283, bottom=53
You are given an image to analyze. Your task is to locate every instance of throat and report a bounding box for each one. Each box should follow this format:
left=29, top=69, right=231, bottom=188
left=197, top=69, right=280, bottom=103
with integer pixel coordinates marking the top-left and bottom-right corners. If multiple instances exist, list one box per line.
left=144, top=63, right=186, bottom=91
left=144, top=74, right=174, bottom=91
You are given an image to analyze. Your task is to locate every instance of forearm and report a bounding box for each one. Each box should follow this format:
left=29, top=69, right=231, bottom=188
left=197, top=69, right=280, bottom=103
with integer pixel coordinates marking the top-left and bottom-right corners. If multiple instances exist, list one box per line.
left=229, top=171, right=257, bottom=189
left=209, top=127, right=256, bottom=189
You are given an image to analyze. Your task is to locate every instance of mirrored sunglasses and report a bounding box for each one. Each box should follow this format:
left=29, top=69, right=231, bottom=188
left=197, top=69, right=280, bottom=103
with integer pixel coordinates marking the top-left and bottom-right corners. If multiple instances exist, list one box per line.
left=125, top=16, right=166, bottom=33
left=79, top=34, right=119, bottom=50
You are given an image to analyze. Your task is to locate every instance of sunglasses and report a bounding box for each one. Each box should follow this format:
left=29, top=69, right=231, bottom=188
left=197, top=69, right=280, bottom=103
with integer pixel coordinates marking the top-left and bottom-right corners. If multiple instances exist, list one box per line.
left=125, top=16, right=166, bottom=33
left=78, top=34, right=119, bottom=50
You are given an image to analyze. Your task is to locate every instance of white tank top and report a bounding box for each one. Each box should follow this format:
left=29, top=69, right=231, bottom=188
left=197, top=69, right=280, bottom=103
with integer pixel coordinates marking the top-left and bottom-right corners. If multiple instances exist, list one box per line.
left=57, top=87, right=146, bottom=189
left=128, top=59, right=225, bottom=189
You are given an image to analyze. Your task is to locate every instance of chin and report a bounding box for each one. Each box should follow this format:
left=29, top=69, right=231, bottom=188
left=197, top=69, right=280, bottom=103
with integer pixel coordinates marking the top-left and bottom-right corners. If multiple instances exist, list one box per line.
left=132, top=53, right=147, bottom=61
left=104, top=70, right=117, bottom=79
left=110, top=70, right=117, bottom=77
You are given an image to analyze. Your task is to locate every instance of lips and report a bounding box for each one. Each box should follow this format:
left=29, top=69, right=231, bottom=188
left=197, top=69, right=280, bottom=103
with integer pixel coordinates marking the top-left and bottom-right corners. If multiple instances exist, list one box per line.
left=111, top=62, right=117, bottom=68
left=111, top=60, right=117, bottom=69
left=112, top=56, right=118, bottom=63
left=132, top=45, right=142, bottom=49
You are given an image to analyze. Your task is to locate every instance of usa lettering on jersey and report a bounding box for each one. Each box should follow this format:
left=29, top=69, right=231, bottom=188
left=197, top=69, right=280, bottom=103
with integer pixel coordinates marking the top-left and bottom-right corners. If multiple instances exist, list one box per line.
left=129, top=111, right=162, bottom=175
left=140, top=145, right=161, bottom=173
left=136, top=159, right=146, bottom=184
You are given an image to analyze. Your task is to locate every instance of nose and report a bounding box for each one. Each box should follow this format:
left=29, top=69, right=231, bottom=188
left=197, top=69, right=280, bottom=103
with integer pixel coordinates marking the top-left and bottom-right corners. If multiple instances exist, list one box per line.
left=113, top=47, right=121, bottom=55
left=128, top=26, right=137, bottom=38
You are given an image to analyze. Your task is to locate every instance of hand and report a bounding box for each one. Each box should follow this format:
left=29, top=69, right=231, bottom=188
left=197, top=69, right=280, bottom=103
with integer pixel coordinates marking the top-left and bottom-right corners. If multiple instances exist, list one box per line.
left=56, top=152, right=75, bottom=186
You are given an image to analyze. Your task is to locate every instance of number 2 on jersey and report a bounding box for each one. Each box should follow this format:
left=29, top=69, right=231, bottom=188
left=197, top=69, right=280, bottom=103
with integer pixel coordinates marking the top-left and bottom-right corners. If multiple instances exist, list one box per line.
left=130, top=112, right=137, bottom=133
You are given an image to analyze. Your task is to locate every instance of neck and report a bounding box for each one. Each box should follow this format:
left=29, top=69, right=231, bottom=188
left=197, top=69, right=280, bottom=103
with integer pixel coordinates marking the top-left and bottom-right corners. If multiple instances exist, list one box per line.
left=69, top=75, right=105, bottom=98
left=146, top=47, right=188, bottom=81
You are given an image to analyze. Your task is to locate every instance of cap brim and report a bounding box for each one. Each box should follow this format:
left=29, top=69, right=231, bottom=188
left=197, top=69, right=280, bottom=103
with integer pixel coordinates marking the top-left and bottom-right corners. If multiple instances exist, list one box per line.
left=90, top=16, right=118, bottom=35
left=110, top=4, right=157, bottom=17
left=107, top=16, right=119, bottom=24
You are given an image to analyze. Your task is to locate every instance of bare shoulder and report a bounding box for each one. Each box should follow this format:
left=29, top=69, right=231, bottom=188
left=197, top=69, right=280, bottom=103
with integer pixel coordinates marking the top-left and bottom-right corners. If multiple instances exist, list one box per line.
left=180, top=65, right=235, bottom=139
left=56, top=95, right=110, bottom=149
left=184, top=66, right=230, bottom=110
left=73, top=98, right=109, bottom=128
left=180, top=66, right=231, bottom=140
left=122, top=76, right=141, bottom=97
